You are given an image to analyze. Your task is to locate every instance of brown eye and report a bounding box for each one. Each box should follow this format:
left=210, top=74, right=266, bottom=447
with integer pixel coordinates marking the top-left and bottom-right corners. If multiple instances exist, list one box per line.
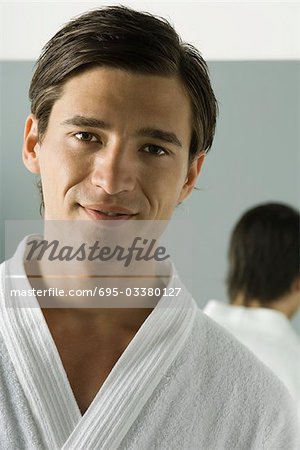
left=74, top=132, right=98, bottom=142
left=143, top=145, right=168, bottom=156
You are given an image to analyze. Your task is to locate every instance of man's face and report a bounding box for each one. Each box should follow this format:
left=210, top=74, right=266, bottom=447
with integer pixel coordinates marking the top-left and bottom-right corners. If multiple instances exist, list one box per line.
left=23, top=67, right=204, bottom=221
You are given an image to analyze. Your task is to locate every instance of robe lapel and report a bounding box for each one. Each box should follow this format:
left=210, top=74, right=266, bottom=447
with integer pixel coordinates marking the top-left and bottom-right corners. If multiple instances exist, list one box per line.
left=0, top=239, right=82, bottom=449
left=62, top=272, right=197, bottom=449
left=1, top=236, right=197, bottom=450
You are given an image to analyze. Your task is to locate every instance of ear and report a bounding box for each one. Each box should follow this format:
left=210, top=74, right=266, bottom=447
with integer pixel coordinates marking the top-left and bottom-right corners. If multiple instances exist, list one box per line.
left=178, top=152, right=205, bottom=203
left=292, top=276, right=300, bottom=293
left=22, top=114, right=41, bottom=174
left=291, top=276, right=300, bottom=309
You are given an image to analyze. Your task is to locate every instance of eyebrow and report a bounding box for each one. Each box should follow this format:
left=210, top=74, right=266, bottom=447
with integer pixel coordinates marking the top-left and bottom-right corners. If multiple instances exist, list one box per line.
left=61, top=115, right=111, bottom=129
left=61, top=115, right=182, bottom=148
left=137, top=127, right=182, bottom=148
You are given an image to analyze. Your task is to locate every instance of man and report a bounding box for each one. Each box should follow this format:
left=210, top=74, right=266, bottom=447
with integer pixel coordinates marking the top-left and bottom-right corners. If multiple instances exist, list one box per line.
left=204, top=202, right=300, bottom=421
left=0, top=6, right=299, bottom=449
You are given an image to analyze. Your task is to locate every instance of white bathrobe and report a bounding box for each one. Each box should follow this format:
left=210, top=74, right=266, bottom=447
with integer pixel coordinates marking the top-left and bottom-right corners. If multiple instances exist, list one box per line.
left=204, top=299, right=300, bottom=423
left=0, top=236, right=299, bottom=450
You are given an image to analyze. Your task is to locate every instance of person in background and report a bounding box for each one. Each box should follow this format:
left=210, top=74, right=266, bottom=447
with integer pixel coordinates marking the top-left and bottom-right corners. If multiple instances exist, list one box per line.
left=204, top=202, right=300, bottom=421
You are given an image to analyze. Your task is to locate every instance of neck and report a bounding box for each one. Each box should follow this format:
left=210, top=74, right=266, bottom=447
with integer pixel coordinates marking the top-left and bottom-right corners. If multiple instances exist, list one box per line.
left=231, top=292, right=299, bottom=319
left=42, top=306, right=153, bottom=336
left=24, top=225, right=170, bottom=309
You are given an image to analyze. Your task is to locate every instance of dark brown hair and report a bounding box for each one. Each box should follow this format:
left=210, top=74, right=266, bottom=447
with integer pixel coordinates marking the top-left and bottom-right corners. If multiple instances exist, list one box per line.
left=29, top=5, right=218, bottom=213
left=227, top=203, right=300, bottom=306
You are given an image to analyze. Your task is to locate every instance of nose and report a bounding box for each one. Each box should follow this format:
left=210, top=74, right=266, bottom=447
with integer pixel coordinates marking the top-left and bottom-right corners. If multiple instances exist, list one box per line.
left=90, top=143, right=137, bottom=195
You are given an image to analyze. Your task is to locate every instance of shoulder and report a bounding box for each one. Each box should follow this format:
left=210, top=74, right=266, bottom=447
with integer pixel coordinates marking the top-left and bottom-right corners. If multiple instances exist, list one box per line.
left=182, top=309, right=300, bottom=448
left=189, top=309, right=293, bottom=401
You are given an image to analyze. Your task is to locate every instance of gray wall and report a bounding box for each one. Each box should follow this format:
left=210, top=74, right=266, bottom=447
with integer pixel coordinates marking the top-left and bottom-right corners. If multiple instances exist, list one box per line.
left=0, top=61, right=299, bottom=332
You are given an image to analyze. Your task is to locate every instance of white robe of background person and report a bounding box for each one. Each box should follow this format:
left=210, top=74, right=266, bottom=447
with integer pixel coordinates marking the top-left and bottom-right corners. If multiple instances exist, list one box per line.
left=0, top=236, right=299, bottom=450
left=204, top=299, right=300, bottom=423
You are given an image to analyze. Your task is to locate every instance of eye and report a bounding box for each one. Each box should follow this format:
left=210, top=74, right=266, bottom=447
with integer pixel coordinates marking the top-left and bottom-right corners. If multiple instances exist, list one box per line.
left=74, top=131, right=98, bottom=142
left=142, top=144, right=168, bottom=156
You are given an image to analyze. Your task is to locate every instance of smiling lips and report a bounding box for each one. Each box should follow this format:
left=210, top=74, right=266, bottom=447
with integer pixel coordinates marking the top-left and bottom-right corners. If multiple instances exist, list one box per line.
left=82, top=205, right=137, bottom=220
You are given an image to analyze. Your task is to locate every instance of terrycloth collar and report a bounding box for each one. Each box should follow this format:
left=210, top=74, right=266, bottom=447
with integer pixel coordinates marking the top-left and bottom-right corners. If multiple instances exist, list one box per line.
left=0, top=235, right=198, bottom=450
left=204, top=300, right=295, bottom=337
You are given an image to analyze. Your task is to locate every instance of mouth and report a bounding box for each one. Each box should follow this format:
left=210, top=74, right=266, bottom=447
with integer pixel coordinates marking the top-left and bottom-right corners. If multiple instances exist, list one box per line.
left=81, top=205, right=137, bottom=221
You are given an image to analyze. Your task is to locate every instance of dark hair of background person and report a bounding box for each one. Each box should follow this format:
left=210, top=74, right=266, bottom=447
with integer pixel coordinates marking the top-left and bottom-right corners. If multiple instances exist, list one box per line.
left=227, top=203, right=300, bottom=306
left=28, top=5, right=218, bottom=214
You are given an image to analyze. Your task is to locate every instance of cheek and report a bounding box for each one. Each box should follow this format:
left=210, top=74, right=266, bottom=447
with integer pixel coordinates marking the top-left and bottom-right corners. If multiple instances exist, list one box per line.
left=140, top=160, right=188, bottom=203
left=39, top=142, right=90, bottom=188
left=141, top=151, right=188, bottom=179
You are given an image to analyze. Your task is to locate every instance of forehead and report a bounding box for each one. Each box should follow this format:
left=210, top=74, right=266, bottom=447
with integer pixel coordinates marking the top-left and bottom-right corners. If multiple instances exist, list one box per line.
left=50, top=67, right=192, bottom=135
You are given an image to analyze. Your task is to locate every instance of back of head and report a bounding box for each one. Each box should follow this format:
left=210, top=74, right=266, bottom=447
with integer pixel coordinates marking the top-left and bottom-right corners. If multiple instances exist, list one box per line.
left=227, top=203, right=300, bottom=306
